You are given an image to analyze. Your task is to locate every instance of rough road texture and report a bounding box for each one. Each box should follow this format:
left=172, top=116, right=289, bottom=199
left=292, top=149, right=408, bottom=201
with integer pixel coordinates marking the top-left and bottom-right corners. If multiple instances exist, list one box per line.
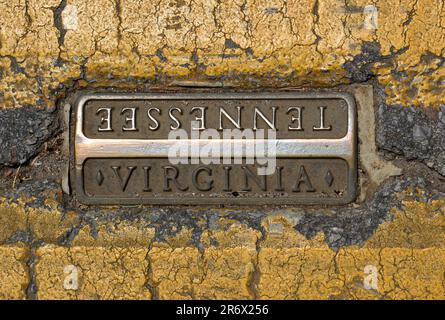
left=377, top=104, right=445, bottom=176
left=0, top=106, right=60, bottom=166
left=0, top=0, right=445, bottom=299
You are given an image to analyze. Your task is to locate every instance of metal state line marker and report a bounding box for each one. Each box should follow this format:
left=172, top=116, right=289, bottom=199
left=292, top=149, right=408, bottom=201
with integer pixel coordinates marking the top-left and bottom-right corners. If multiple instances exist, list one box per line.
left=72, top=92, right=357, bottom=205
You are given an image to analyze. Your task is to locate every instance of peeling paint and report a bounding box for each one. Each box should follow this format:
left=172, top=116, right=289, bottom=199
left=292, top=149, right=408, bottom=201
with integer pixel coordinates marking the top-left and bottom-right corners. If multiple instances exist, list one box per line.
left=0, top=0, right=444, bottom=300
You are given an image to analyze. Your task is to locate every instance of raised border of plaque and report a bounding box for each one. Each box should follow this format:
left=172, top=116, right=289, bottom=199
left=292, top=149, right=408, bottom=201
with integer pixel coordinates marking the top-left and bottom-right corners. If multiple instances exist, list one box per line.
left=72, top=92, right=357, bottom=205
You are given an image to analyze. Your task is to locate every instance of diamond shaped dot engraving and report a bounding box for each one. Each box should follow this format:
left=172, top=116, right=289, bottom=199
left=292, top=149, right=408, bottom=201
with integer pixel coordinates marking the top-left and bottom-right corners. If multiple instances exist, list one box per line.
left=75, top=92, right=357, bottom=205
left=325, top=170, right=334, bottom=187
left=96, top=170, right=104, bottom=186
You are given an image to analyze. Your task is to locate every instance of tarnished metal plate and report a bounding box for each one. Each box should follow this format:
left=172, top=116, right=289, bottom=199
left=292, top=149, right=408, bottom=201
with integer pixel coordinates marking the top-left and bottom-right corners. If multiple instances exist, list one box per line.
left=72, top=92, right=357, bottom=205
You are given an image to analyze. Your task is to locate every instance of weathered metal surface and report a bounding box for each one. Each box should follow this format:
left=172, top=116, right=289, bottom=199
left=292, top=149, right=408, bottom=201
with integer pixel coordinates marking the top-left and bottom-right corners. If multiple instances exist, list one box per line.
left=73, top=92, right=356, bottom=205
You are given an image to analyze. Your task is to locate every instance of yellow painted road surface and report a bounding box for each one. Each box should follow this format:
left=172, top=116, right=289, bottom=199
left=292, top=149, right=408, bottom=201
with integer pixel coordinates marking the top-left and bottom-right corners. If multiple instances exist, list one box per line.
left=0, top=0, right=444, bottom=299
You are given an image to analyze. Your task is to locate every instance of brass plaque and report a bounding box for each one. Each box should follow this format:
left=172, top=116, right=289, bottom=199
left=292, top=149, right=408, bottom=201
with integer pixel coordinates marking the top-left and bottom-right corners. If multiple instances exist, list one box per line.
left=73, top=92, right=357, bottom=205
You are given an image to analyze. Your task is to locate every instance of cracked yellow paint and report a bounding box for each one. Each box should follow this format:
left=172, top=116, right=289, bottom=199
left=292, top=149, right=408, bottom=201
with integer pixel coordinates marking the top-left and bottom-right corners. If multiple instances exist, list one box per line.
left=0, top=184, right=444, bottom=299
left=148, top=246, right=257, bottom=299
left=0, top=246, right=29, bottom=300
left=254, top=189, right=445, bottom=299
left=0, top=202, right=27, bottom=242
left=365, top=189, right=445, bottom=248
left=35, top=246, right=151, bottom=299
left=1, top=0, right=445, bottom=300
left=258, top=247, right=445, bottom=299
left=0, top=0, right=444, bottom=109
left=29, top=209, right=79, bottom=244
left=71, top=221, right=155, bottom=248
